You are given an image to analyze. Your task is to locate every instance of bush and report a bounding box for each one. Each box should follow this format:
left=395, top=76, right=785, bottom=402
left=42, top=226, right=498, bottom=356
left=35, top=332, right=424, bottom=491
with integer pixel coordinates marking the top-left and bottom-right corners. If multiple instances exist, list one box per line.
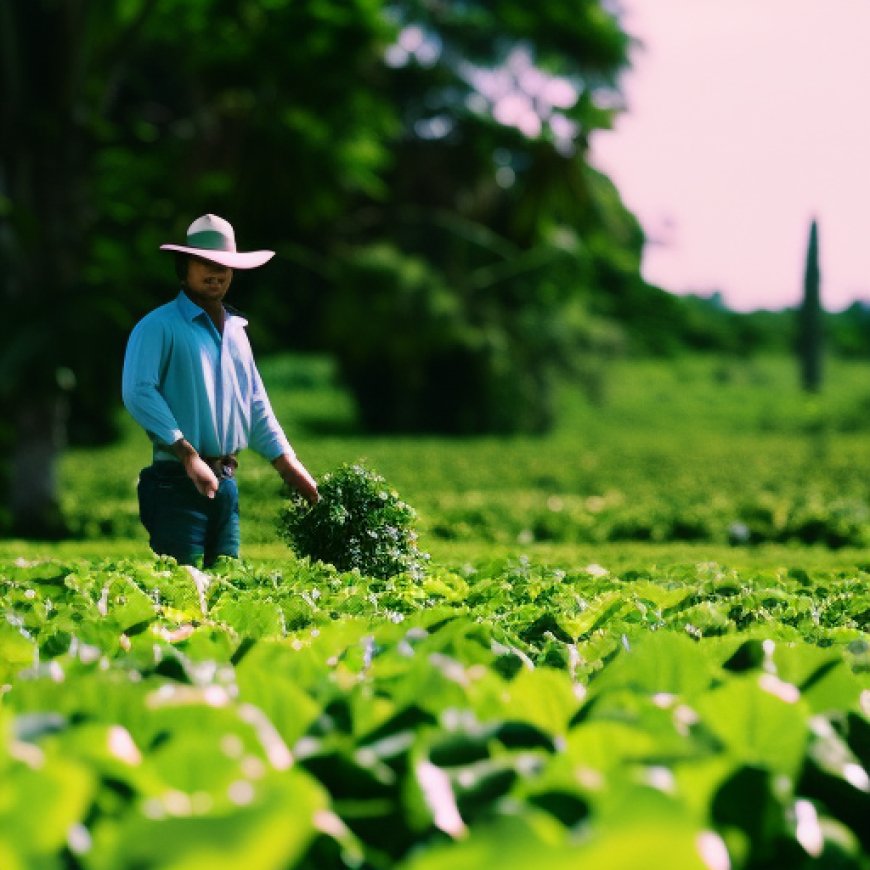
left=277, top=462, right=426, bottom=579
left=324, top=241, right=622, bottom=435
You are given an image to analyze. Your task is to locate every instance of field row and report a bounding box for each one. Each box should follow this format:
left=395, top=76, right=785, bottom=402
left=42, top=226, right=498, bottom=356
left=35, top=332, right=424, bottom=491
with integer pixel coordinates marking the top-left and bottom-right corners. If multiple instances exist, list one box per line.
left=58, top=354, right=870, bottom=553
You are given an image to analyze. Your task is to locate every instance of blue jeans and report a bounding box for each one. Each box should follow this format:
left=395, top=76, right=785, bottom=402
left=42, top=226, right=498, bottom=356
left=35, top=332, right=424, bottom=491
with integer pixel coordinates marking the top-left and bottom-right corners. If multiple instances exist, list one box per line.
left=137, top=462, right=240, bottom=567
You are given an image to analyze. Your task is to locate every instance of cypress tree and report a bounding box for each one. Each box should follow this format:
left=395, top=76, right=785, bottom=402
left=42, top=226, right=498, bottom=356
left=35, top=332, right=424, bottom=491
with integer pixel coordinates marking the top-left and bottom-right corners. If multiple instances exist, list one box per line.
left=798, top=218, right=823, bottom=392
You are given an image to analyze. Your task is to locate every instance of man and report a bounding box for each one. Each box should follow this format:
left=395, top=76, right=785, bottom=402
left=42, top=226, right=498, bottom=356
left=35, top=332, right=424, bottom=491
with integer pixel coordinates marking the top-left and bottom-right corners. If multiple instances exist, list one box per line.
left=122, top=213, right=318, bottom=567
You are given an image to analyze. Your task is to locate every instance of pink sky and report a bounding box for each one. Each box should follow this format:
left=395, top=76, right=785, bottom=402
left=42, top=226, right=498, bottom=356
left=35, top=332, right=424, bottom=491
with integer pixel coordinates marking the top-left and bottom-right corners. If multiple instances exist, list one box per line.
left=591, top=0, right=870, bottom=311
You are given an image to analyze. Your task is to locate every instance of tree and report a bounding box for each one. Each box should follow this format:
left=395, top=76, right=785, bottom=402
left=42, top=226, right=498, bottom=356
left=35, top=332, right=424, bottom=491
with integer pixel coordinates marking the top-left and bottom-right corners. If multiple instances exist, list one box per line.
left=1, top=1, right=127, bottom=536
left=0, top=0, right=396, bottom=536
left=323, top=0, right=639, bottom=432
left=797, top=217, right=823, bottom=392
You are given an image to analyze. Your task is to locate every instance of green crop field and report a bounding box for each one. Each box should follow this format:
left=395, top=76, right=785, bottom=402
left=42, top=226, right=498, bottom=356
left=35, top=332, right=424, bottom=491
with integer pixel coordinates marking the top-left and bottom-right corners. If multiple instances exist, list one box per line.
left=3, top=353, right=870, bottom=869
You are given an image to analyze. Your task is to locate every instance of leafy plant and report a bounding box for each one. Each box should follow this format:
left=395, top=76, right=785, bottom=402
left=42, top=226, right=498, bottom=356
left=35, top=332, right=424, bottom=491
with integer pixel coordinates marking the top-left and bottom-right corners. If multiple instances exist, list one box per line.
left=3, top=553, right=870, bottom=868
left=278, top=462, right=426, bottom=579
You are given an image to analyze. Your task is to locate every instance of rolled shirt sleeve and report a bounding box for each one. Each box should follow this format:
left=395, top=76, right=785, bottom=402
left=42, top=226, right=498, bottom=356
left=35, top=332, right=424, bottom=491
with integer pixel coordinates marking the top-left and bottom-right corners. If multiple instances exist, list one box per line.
left=248, top=363, right=294, bottom=462
left=122, top=317, right=185, bottom=448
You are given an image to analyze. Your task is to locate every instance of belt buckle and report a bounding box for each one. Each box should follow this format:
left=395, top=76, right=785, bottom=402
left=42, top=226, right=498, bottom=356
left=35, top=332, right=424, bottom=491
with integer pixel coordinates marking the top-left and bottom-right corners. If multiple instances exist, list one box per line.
left=219, top=455, right=237, bottom=480
left=204, top=455, right=236, bottom=480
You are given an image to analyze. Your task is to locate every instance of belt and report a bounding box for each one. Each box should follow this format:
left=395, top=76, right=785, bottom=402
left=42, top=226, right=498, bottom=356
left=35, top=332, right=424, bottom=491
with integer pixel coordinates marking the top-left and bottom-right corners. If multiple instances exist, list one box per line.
left=202, top=454, right=238, bottom=480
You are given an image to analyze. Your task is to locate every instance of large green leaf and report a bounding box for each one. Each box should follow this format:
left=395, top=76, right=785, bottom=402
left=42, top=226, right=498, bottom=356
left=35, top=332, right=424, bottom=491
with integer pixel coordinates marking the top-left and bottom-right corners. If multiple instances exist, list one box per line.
left=0, top=619, right=35, bottom=682
left=768, top=642, right=865, bottom=714
left=211, top=594, right=284, bottom=640
left=695, top=673, right=810, bottom=776
left=589, top=631, right=717, bottom=699
left=565, top=718, right=663, bottom=775
left=87, top=770, right=327, bottom=870
left=396, top=806, right=725, bottom=870
left=0, top=750, right=94, bottom=862
left=497, top=666, right=583, bottom=737
left=568, top=819, right=727, bottom=870
left=235, top=658, right=321, bottom=747
left=102, top=575, right=157, bottom=632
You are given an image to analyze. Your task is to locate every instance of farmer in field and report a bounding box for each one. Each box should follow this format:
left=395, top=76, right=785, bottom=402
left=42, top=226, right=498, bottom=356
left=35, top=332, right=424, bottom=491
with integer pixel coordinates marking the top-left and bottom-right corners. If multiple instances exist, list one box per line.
left=122, top=213, right=319, bottom=567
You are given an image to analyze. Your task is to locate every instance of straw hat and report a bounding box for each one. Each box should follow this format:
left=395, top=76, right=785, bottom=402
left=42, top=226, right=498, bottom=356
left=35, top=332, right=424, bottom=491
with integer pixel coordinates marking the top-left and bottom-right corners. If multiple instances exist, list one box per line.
left=160, top=214, right=274, bottom=269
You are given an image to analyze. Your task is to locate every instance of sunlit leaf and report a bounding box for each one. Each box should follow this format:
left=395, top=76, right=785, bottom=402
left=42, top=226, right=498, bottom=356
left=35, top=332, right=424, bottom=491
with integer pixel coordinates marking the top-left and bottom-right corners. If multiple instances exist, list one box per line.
left=695, top=674, right=810, bottom=776
left=87, top=770, right=327, bottom=870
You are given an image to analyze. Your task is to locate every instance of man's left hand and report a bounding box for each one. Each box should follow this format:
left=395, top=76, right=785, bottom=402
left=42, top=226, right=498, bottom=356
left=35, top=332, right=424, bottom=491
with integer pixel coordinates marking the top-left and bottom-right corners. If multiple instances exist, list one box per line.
left=272, top=453, right=319, bottom=505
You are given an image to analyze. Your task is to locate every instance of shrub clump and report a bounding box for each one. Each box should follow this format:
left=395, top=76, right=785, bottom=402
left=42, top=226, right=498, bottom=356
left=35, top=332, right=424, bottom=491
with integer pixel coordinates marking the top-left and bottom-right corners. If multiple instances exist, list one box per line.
left=278, top=463, right=426, bottom=579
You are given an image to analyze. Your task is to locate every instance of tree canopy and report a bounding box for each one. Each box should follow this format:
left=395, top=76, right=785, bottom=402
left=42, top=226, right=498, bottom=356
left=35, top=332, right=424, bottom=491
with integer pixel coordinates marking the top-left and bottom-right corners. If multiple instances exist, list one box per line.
left=1, top=0, right=647, bottom=533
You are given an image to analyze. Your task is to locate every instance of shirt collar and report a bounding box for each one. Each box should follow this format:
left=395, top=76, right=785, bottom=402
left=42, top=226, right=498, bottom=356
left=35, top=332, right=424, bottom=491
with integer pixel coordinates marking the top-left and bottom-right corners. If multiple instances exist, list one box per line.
left=174, top=290, right=248, bottom=327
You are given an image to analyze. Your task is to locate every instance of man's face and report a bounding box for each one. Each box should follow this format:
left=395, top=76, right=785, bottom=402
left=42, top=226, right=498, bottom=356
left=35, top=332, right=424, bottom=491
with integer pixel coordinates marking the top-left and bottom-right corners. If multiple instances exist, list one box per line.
left=184, top=256, right=233, bottom=305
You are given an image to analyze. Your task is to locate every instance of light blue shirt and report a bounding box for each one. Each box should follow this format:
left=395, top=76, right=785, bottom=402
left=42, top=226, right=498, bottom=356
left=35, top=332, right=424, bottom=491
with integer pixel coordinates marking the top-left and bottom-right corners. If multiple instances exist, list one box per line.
left=122, top=291, right=293, bottom=463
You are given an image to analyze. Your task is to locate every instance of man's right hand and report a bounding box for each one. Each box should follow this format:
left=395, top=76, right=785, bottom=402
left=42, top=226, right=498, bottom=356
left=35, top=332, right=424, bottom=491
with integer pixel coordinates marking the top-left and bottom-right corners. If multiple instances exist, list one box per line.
left=171, top=437, right=219, bottom=498
left=184, top=455, right=219, bottom=498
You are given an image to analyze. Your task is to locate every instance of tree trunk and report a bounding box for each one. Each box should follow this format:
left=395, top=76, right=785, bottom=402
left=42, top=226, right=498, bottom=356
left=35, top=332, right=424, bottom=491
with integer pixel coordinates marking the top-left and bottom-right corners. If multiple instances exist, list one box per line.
left=10, top=395, right=69, bottom=538
left=1, top=2, right=88, bottom=536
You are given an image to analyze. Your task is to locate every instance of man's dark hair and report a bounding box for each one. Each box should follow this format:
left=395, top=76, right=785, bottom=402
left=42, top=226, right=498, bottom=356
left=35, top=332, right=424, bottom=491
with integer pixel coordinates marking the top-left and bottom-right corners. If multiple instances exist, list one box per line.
left=174, top=253, right=189, bottom=282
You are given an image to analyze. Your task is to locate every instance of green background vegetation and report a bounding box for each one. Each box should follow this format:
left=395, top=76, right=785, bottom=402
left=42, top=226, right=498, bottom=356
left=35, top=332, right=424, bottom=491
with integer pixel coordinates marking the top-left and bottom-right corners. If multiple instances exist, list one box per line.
left=15, top=351, right=868, bottom=564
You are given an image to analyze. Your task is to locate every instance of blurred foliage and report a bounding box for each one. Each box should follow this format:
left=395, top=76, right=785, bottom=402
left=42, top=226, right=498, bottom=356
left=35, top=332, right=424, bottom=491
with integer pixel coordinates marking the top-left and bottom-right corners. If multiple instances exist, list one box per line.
left=2, top=0, right=398, bottom=439
left=0, top=0, right=639, bottom=434
left=304, top=0, right=640, bottom=431
left=1, top=0, right=643, bottom=531
left=324, top=240, right=622, bottom=433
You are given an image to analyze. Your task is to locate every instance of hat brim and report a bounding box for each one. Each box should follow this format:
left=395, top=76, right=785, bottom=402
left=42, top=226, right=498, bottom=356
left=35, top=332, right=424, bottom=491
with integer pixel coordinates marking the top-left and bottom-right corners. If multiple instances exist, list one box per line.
left=160, top=244, right=275, bottom=270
